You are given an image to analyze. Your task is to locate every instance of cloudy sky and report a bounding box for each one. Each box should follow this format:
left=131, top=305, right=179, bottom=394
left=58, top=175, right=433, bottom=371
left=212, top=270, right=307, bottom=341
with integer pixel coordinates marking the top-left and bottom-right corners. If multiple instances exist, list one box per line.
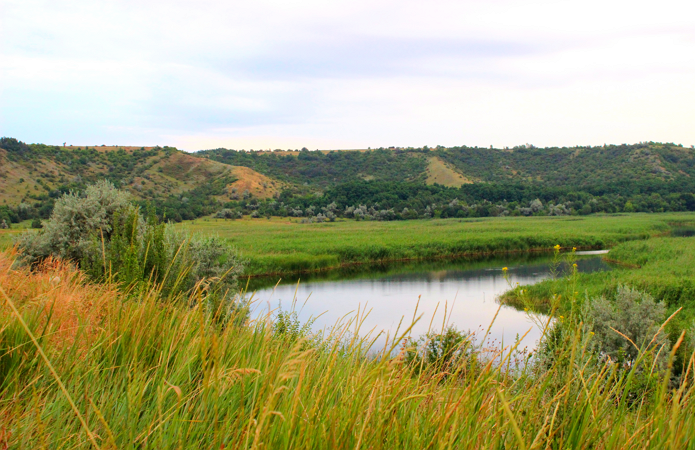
left=1, top=0, right=693, bottom=150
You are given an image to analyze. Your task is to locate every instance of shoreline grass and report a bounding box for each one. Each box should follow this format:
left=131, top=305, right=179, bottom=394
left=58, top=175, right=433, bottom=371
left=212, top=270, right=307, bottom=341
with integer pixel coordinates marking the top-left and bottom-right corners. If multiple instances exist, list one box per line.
left=178, top=212, right=693, bottom=277
left=504, top=237, right=695, bottom=315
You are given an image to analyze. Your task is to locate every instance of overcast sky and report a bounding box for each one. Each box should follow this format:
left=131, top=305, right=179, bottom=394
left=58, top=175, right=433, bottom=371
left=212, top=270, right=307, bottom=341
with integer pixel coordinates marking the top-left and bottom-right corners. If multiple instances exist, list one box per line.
left=1, top=0, right=693, bottom=150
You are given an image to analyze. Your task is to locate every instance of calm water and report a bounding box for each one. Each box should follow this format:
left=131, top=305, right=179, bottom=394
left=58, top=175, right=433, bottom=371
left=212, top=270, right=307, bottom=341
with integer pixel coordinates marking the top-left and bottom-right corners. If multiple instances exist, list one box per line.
left=249, top=254, right=611, bottom=350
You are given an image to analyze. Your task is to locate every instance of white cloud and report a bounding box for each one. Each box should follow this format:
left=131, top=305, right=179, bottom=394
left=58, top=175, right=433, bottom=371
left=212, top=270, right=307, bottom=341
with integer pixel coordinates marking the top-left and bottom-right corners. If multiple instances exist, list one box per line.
left=1, top=0, right=693, bottom=149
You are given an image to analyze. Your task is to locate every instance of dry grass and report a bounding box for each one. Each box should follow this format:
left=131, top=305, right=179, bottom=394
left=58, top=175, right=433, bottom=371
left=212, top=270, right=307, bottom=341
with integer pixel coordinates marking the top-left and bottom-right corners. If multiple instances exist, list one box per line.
left=425, top=156, right=474, bottom=187
left=228, top=166, right=285, bottom=199
left=0, top=250, right=116, bottom=352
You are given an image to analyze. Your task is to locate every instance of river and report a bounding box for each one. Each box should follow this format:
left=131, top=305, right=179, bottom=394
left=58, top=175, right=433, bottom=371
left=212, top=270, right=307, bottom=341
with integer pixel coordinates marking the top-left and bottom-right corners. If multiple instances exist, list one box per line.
left=247, top=253, right=612, bottom=351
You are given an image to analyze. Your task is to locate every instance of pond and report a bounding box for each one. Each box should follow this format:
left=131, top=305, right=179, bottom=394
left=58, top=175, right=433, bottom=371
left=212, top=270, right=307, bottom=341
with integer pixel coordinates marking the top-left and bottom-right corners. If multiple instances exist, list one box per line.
left=248, top=253, right=612, bottom=351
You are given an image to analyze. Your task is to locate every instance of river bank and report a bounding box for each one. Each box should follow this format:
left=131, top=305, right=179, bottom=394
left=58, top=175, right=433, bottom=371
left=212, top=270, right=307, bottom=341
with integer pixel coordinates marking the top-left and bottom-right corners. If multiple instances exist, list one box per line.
left=179, top=212, right=693, bottom=277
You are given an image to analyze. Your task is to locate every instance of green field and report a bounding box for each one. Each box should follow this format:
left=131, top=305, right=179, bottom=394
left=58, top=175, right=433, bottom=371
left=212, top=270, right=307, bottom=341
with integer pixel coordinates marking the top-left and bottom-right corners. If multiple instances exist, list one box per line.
left=0, top=220, right=36, bottom=249
left=179, top=213, right=694, bottom=276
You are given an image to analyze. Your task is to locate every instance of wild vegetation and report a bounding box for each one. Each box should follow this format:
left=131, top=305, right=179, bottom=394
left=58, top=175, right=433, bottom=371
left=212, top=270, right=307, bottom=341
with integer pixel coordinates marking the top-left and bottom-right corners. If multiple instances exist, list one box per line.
left=3, top=176, right=695, bottom=448
left=15, top=181, right=243, bottom=311
left=3, top=138, right=695, bottom=227
left=3, top=235, right=695, bottom=448
left=203, top=142, right=695, bottom=221
left=0, top=138, right=236, bottom=225
left=179, top=213, right=687, bottom=276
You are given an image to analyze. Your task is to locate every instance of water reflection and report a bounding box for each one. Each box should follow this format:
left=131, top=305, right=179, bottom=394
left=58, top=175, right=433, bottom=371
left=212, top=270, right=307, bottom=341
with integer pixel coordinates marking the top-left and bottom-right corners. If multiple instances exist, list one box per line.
left=250, top=255, right=611, bottom=351
left=671, top=226, right=695, bottom=237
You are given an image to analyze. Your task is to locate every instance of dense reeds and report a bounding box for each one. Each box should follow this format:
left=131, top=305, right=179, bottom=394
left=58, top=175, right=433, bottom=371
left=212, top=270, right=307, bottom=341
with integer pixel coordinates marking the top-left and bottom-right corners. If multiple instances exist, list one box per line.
left=179, top=213, right=689, bottom=276
left=3, top=250, right=695, bottom=449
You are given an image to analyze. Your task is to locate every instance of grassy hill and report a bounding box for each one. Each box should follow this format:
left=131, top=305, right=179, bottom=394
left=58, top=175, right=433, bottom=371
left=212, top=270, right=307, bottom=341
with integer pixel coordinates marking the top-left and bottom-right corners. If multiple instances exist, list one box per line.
left=202, top=142, right=695, bottom=190
left=0, top=139, right=285, bottom=222
left=2, top=138, right=695, bottom=224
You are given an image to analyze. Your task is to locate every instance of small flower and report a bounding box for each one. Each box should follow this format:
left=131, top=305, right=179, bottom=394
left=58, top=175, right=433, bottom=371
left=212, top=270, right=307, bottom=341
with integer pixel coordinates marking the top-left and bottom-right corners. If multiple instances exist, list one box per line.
left=559, top=315, right=564, bottom=319
left=573, top=263, right=577, bottom=267
left=572, top=247, right=577, bottom=251
left=524, top=307, right=529, bottom=311
left=502, top=267, right=508, bottom=272
left=554, top=244, right=561, bottom=250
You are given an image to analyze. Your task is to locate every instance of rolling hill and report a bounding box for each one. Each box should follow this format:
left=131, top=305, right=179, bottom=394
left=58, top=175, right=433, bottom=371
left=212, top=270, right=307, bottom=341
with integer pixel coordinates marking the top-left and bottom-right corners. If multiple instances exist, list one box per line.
left=1, top=137, right=694, bottom=224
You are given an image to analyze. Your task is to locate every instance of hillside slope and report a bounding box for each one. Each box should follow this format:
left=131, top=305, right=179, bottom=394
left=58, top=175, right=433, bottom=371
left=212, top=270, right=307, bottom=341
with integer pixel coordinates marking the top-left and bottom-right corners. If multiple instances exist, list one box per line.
left=0, top=139, right=283, bottom=222
left=2, top=138, right=694, bottom=224
left=202, top=143, right=695, bottom=190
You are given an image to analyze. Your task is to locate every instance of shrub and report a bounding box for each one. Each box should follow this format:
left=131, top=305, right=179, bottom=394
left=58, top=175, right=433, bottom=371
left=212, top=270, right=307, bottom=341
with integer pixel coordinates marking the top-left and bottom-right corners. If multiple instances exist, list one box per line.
left=215, top=208, right=242, bottom=219
left=16, top=180, right=132, bottom=264
left=273, top=309, right=315, bottom=345
left=404, top=326, right=479, bottom=376
left=16, top=181, right=243, bottom=301
left=587, top=285, right=670, bottom=366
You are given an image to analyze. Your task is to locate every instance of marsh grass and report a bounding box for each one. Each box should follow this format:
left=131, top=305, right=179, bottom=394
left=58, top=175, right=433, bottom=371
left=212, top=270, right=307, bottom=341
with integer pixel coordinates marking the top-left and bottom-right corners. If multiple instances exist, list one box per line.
left=510, top=237, right=695, bottom=337
left=3, top=251, right=695, bottom=448
left=179, top=213, right=689, bottom=276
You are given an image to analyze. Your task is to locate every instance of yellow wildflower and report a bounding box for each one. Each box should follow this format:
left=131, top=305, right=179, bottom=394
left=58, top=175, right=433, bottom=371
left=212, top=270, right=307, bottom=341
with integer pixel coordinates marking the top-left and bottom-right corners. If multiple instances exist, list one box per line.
left=554, top=244, right=561, bottom=250
left=572, top=247, right=577, bottom=251
left=502, top=267, right=508, bottom=272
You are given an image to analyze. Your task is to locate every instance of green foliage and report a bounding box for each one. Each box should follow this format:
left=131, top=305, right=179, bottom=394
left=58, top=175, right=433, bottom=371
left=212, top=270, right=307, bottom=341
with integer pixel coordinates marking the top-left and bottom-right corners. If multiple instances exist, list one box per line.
left=16, top=180, right=133, bottom=264
left=587, top=286, right=670, bottom=365
left=404, top=326, right=479, bottom=375
left=273, top=309, right=315, bottom=344
left=203, top=143, right=695, bottom=220
left=0, top=137, right=30, bottom=158
left=5, top=256, right=695, bottom=448
left=16, top=181, right=243, bottom=300
left=180, top=212, right=680, bottom=276
left=4, top=138, right=695, bottom=223
left=203, top=147, right=428, bottom=187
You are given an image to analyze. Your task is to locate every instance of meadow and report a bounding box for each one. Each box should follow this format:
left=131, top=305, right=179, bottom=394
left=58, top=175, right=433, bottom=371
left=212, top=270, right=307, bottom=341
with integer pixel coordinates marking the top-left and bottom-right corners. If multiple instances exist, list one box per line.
left=6, top=195, right=695, bottom=448
left=3, top=250, right=695, bottom=449
left=178, top=213, right=693, bottom=276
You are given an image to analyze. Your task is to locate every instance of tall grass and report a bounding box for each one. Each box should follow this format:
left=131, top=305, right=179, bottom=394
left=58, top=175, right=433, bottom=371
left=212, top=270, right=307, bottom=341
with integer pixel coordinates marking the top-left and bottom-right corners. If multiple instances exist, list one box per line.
left=3, top=250, right=695, bottom=448
left=508, top=236, right=695, bottom=336
left=179, top=213, right=689, bottom=276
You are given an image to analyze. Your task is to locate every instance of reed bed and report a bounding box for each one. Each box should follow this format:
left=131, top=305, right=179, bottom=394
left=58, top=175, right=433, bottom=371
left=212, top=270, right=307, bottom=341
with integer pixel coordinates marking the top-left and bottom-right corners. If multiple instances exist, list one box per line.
left=178, top=213, right=690, bottom=276
left=2, top=251, right=695, bottom=449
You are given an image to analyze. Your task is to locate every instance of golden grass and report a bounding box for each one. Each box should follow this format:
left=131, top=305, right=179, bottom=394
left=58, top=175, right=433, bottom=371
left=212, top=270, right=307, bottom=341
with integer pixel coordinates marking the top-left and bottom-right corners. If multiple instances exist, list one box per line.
left=0, top=250, right=116, bottom=352
left=227, top=166, right=285, bottom=199
left=425, top=156, right=474, bottom=187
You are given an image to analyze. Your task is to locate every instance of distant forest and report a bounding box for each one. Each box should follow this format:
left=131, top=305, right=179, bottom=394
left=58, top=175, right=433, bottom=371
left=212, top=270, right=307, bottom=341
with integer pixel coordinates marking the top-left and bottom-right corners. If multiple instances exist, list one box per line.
left=2, top=137, right=695, bottom=225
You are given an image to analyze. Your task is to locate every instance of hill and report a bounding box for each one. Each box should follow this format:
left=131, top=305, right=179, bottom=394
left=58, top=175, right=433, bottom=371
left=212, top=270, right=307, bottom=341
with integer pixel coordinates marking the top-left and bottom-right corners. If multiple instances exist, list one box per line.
left=1, top=137, right=695, bottom=224
left=202, top=143, right=695, bottom=190
left=0, top=138, right=277, bottom=223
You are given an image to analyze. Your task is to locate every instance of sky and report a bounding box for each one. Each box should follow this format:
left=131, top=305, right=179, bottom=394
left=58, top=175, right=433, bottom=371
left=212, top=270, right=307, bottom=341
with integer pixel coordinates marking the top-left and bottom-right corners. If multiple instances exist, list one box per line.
left=1, top=0, right=694, bottom=151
